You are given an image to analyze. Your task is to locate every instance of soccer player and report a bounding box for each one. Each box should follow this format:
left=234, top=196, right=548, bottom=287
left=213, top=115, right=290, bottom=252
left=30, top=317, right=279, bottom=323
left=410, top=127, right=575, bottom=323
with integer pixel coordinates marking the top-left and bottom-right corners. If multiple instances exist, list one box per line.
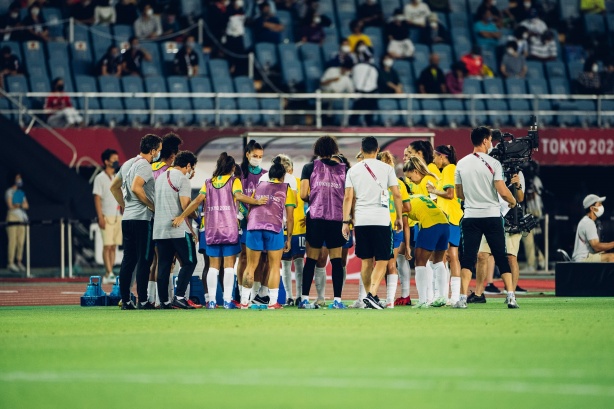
left=241, top=158, right=296, bottom=309
left=403, top=157, right=450, bottom=309
left=172, top=153, right=267, bottom=309
left=299, top=136, right=349, bottom=309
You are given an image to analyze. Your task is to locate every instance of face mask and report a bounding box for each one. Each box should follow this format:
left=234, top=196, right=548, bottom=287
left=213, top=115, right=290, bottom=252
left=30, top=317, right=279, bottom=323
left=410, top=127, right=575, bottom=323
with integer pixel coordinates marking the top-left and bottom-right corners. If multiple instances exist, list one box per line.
left=358, top=45, right=368, bottom=53
left=112, top=161, right=120, bottom=172
left=507, top=48, right=515, bottom=55
left=57, top=84, right=65, bottom=91
left=430, top=21, right=438, bottom=29
left=395, top=15, right=404, bottom=22
left=146, top=8, right=154, bottom=17
left=31, top=8, right=40, bottom=17
left=16, top=180, right=23, bottom=188
left=594, top=205, right=604, bottom=218
left=592, top=64, right=599, bottom=73
left=313, top=16, right=321, bottom=24
left=249, top=157, right=262, bottom=167
left=341, top=45, right=351, bottom=54
left=188, top=168, right=195, bottom=179
left=187, top=41, right=195, bottom=49
left=10, top=12, right=18, bottom=19
left=236, top=0, right=244, bottom=7
left=524, top=2, right=531, bottom=8
left=523, top=32, right=529, bottom=39
left=153, top=151, right=161, bottom=162
left=383, top=58, right=393, bottom=68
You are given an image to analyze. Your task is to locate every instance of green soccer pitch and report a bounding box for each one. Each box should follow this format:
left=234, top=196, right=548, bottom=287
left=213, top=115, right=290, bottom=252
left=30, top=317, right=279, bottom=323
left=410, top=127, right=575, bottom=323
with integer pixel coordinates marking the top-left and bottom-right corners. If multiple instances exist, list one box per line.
left=1, top=299, right=613, bottom=409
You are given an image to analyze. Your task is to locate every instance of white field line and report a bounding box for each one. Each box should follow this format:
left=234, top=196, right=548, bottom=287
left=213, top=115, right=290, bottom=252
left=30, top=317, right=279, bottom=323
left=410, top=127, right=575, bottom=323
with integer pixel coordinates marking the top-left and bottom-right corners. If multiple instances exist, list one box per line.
left=0, top=290, right=18, bottom=293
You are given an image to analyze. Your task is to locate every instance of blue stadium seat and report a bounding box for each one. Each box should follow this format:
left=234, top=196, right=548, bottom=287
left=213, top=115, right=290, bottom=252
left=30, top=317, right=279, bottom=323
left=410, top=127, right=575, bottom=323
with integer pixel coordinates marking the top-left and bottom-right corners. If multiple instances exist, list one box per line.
left=505, top=78, right=527, bottom=95
left=70, top=41, right=94, bottom=76
left=167, top=76, right=194, bottom=125
left=255, top=42, right=278, bottom=70
left=549, top=78, right=570, bottom=95
left=209, top=59, right=232, bottom=81
left=181, top=0, right=202, bottom=17
left=28, top=75, right=50, bottom=108
left=23, top=41, right=46, bottom=78
left=467, top=0, right=483, bottom=13
left=602, top=101, right=614, bottom=127
left=338, top=15, right=353, bottom=38
left=276, top=10, right=294, bottom=42
left=243, top=27, right=253, bottom=50
left=299, top=42, right=323, bottom=67
left=567, top=61, right=583, bottom=82
left=559, top=0, right=580, bottom=19
left=421, top=99, right=445, bottom=126
left=47, top=42, right=69, bottom=64
left=483, top=78, right=504, bottom=95
left=378, top=99, right=401, bottom=126
left=545, top=61, right=567, bottom=80
left=4, top=75, right=31, bottom=122
left=98, top=76, right=125, bottom=125
left=443, top=99, right=467, bottom=127
left=449, top=12, right=469, bottom=31
left=557, top=100, right=580, bottom=126
left=74, top=75, right=102, bottom=125
left=322, top=26, right=339, bottom=50
left=449, top=0, right=467, bottom=13
left=452, top=32, right=472, bottom=61
left=278, top=43, right=299, bottom=63
left=140, top=42, right=163, bottom=77
left=318, top=0, right=335, bottom=16
left=282, top=59, right=305, bottom=88
left=233, top=76, right=262, bottom=125
left=48, top=59, right=74, bottom=91
left=189, top=77, right=215, bottom=126
left=0, top=0, right=11, bottom=14
left=584, top=14, right=606, bottom=35
left=486, top=99, right=510, bottom=126
left=73, top=24, right=90, bottom=43
left=481, top=48, right=497, bottom=72
left=465, top=99, right=487, bottom=126
left=527, top=79, right=548, bottom=95
left=463, top=78, right=483, bottom=94
left=336, top=0, right=357, bottom=15
left=112, top=25, right=133, bottom=46
left=508, top=99, right=532, bottom=126
left=120, top=76, right=149, bottom=125
left=90, top=26, right=112, bottom=62
left=144, top=76, right=172, bottom=125
left=0, top=95, right=13, bottom=120
left=303, top=59, right=323, bottom=92
left=412, top=44, right=430, bottom=78
left=364, top=26, right=384, bottom=59
left=432, top=44, right=452, bottom=72
left=399, top=98, right=423, bottom=126
left=536, top=99, right=554, bottom=126
left=210, top=76, right=238, bottom=126
left=526, top=61, right=544, bottom=79
left=161, top=41, right=178, bottom=62
left=41, top=8, right=63, bottom=39
left=0, top=41, right=22, bottom=61
left=392, top=59, right=413, bottom=89
left=322, top=37, right=339, bottom=63
left=380, top=0, right=401, bottom=18
left=260, top=97, right=281, bottom=126
left=576, top=100, right=597, bottom=127
left=434, top=12, right=449, bottom=29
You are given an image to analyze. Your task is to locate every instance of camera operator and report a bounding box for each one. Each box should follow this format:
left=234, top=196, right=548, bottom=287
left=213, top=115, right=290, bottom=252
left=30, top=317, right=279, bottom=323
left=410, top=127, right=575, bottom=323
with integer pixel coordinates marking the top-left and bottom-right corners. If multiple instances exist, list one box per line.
left=454, top=127, right=519, bottom=309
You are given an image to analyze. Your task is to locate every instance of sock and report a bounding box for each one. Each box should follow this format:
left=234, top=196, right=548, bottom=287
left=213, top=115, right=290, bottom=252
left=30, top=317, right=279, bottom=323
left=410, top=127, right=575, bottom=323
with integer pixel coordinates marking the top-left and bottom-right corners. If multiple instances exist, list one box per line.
left=155, top=285, right=159, bottom=305
left=294, top=258, right=304, bottom=298
left=434, top=262, right=448, bottom=301
left=269, top=288, right=279, bottom=305
left=358, top=275, right=367, bottom=301
left=147, top=281, right=156, bottom=303
left=425, top=262, right=434, bottom=304
left=460, top=293, right=467, bottom=302
left=386, top=274, right=398, bottom=304
left=415, top=266, right=428, bottom=305
left=223, top=268, right=235, bottom=303
left=334, top=297, right=341, bottom=303
left=445, top=262, right=451, bottom=300
left=397, top=255, right=410, bottom=298
left=315, top=267, right=326, bottom=300
left=301, top=257, right=317, bottom=298
left=450, top=277, right=461, bottom=304
left=259, top=285, right=269, bottom=298
left=205, top=293, right=209, bottom=303
left=251, top=281, right=261, bottom=299
left=507, top=290, right=515, bottom=298
left=330, top=258, right=344, bottom=299
left=241, top=286, right=251, bottom=305
left=342, top=266, right=347, bottom=288
left=207, top=268, right=219, bottom=305
left=281, top=260, right=294, bottom=299
left=302, top=295, right=309, bottom=303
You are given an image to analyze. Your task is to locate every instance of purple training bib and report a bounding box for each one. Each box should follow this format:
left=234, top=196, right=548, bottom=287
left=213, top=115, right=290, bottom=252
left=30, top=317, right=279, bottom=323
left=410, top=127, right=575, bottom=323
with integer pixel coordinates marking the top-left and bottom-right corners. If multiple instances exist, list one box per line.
left=204, top=177, right=239, bottom=245
left=309, top=159, right=346, bottom=222
left=247, top=181, right=288, bottom=233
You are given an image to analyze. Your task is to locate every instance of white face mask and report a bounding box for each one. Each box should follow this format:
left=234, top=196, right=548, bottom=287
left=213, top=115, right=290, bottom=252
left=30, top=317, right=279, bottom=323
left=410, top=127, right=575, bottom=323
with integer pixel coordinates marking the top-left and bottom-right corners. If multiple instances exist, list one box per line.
left=31, top=8, right=40, bottom=17
left=507, top=48, right=516, bottom=55
left=146, top=8, right=153, bottom=17
left=358, top=45, right=368, bottom=53
left=341, top=45, right=351, bottom=54
left=592, top=64, right=599, bottom=73
left=395, top=15, right=404, bottom=22
left=524, top=2, right=531, bottom=8
left=249, top=157, right=262, bottom=167
left=153, top=151, right=161, bottom=162
left=236, top=0, right=244, bottom=7
left=10, top=12, right=18, bottom=19
left=188, top=168, right=195, bottom=179
left=313, top=16, right=321, bottom=24
left=430, top=21, right=438, bottom=29
left=523, top=32, right=529, bottom=39
left=383, top=58, right=393, bottom=68
left=594, top=205, right=604, bottom=218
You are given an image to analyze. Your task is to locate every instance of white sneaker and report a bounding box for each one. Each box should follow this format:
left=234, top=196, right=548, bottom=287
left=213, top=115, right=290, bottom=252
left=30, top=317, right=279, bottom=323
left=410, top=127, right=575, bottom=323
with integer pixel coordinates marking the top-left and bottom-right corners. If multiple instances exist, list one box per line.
left=7, top=264, right=19, bottom=273
left=348, top=299, right=366, bottom=309
left=452, top=300, right=467, bottom=309
left=102, top=276, right=115, bottom=285
left=507, top=295, right=519, bottom=309
left=17, top=263, right=26, bottom=272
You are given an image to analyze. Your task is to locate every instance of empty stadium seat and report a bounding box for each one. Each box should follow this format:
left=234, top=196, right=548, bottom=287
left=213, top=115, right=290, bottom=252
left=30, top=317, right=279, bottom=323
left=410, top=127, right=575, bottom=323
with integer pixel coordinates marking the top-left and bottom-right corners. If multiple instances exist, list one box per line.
left=378, top=99, right=401, bottom=126
left=449, top=0, right=467, bottom=13
left=70, top=41, right=94, bottom=76
left=452, top=33, right=472, bottom=61
left=23, top=41, right=46, bottom=78
left=299, top=42, right=323, bottom=68
left=167, top=76, right=194, bottom=125
left=233, top=76, right=262, bottom=125
left=559, top=0, right=580, bottom=19
left=112, top=25, right=133, bottom=47
left=432, top=44, right=452, bottom=72
left=364, top=27, right=384, bottom=59
left=322, top=37, right=339, bottom=63
left=181, top=0, right=202, bottom=17
left=98, top=76, right=125, bottom=125
left=483, top=78, right=504, bottom=95
left=567, top=61, right=583, bottom=82
left=140, top=42, right=163, bottom=76
left=508, top=99, right=532, bottom=126
left=576, top=100, right=597, bottom=127
left=74, top=75, right=102, bottom=125
left=584, top=14, right=606, bottom=36
left=278, top=43, right=299, bottom=63
left=527, top=78, right=548, bottom=95
left=73, top=24, right=90, bottom=43
left=602, top=101, right=614, bottom=127
left=144, top=76, right=172, bottom=125
left=505, top=78, right=527, bottom=94
left=443, top=99, right=467, bottom=127
left=276, top=10, right=294, bottom=42
left=463, top=78, right=483, bottom=94
left=557, top=100, right=580, bottom=126
left=392, top=59, right=413, bottom=89
left=549, top=78, right=570, bottom=95
left=208, top=59, right=232, bottom=81
left=380, top=0, right=401, bottom=18
left=120, top=76, right=149, bottom=125
left=260, top=97, right=281, bottom=126
left=465, top=99, right=487, bottom=126
left=282, top=59, right=305, bottom=89
left=486, top=99, right=510, bottom=127
left=545, top=61, right=567, bottom=80
left=209, top=77, right=239, bottom=126
left=449, top=12, right=469, bottom=31
left=255, top=42, right=278, bottom=70
left=90, top=26, right=113, bottom=62
left=47, top=42, right=69, bottom=64
left=42, top=7, right=63, bottom=39
left=399, top=98, right=422, bottom=126
left=303, top=59, right=323, bottom=92
left=412, top=44, right=430, bottom=78
left=421, top=99, right=445, bottom=126
left=526, top=61, right=544, bottom=79
left=189, top=77, right=215, bottom=126
left=28, top=75, right=50, bottom=109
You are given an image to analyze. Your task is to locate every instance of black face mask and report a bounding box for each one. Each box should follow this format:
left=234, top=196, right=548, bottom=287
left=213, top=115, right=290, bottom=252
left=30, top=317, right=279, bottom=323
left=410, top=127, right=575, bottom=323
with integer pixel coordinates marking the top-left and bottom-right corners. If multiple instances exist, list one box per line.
left=56, top=85, right=65, bottom=92
left=111, top=161, right=120, bottom=172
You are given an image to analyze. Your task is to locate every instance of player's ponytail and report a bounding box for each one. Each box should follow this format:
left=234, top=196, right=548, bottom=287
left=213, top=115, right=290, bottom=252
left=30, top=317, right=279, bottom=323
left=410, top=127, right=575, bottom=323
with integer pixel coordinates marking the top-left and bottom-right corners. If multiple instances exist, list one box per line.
left=377, top=150, right=395, bottom=167
left=269, top=156, right=287, bottom=180
left=213, top=152, right=236, bottom=178
left=435, top=145, right=458, bottom=165
left=409, top=140, right=434, bottom=165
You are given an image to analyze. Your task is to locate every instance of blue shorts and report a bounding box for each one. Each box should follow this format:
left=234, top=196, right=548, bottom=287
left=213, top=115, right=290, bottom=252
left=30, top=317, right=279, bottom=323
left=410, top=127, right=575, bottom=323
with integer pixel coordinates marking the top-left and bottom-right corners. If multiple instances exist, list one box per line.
left=282, top=234, right=306, bottom=260
left=448, top=224, right=460, bottom=247
left=206, top=242, right=241, bottom=258
left=393, top=230, right=404, bottom=249
left=246, top=229, right=285, bottom=251
left=240, top=232, right=247, bottom=245
left=323, top=231, right=354, bottom=249
left=416, top=223, right=450, bottom=252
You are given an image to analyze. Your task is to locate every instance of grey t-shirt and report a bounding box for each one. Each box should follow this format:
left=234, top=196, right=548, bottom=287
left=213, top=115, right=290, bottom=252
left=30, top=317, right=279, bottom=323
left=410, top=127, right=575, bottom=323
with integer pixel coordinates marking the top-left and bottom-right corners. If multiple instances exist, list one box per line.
left=153, top=168, right=192, bottom=240
left=119, top=156, right=155, bottom=221
left=501, top=53, right=526, bottom=78
left=455, top=152, right=504, bottom=218
left=572, top=215, right=599, bottom=261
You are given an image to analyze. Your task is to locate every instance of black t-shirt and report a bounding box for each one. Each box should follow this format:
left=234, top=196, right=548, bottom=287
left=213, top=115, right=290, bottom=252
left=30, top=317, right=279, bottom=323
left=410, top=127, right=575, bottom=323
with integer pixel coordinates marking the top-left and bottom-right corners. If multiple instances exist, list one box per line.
left=386, top=21, right=410, bottom=41
left=378, top=68, right=400, bottom=93
left=301, top=159, right=349, bottom=181
left=173, top=47, right=199, bottom=75
left=0, top=54, right=21, bottom=73
left=98, top=53, right=122, bottom=75
left=418, top=65, right=446, bottom=93
left=123, top=49, right=145, bottom=74
left=357, top=3, right=384, bottom=27
left=71, top=2, right=96, bottom=21
left=115, top=3, right=139, bottom=25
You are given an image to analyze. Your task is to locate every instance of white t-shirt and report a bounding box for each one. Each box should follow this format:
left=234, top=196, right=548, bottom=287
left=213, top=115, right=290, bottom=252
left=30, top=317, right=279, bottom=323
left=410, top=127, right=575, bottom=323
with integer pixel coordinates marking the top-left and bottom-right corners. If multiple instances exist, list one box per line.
left=259, top=172, right=297, bottom=192
left=345, top=158, right=398, bottom=226
left=455, top=152, right=504, bottom=218
left=92, top=171, right=120, bottom=217
left=352, top=63, right=378, bottom=92
left=572, top=216, right=599, bottom=261
left=499, top=171, right=525, bottom=217
left=320, top=67, right=355, bottom=93
left=404, top=2, right=431, bottom=27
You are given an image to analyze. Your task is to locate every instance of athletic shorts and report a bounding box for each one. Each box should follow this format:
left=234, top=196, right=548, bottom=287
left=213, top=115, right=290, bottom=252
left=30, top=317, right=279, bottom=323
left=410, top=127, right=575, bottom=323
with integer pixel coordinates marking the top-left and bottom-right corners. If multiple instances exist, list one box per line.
left=305, top=214, right=346, bottom=249
left=448, top=224, right=461, bottom=247
left=246, top=229, right=285, bottom=251
left=355, top=225, right=393, bottom=261
left=479, top=232, right=522, bottom=257
left=206, top=242, right=241, bottom=258
left=282, top=234, right=306, bottom=260
left=240, top=232, right=247, bottom=245
left=416, top=223, right=450, bottom=252
left=323, top=230, right=354, bottom=249
left=393, top=230, right=404, bottom=249
left=101, top=215, right=122, bottom=246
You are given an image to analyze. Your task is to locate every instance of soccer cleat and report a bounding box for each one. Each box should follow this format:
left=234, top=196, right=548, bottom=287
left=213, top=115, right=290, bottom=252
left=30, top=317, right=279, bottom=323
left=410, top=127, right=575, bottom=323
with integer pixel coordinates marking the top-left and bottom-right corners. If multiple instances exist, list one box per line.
left=159, top=302, right=174, bottom=310
left=206, top=301, right=217, bottom=309
left=484, top=283, right=501, bottom=294
left=172, top=297, right=196, bottom=310
left=17, top=262, right=26, bottom=272
left=267, top=303, right=284, bottom=309
left=250, top=303, right=267, bottom=309
left=412, top=302, right=430, bottom=309
left=314, top=299, right=326, bottom=308
left=467, top=292, right=486, bottom=303
left=121, top=300, right=136, bottom=310
left=295, top=297, right=302, bottom=305
left=507, top=296, right=520, bottom=309
left=188, top=299, right=203, bottom=309
left=298, top=299, right=318, bottom=309
left=394, top=296, right=412, bottom=306
left=328, top=300, right=347, bottom=309
left=348, top=299, right=366, bottom=309
left=386, top=302, right=394, bottom=309
left=223, top=301, right=238, bottom=309
left=231, top=300, right=241, bottom=308
left=431, top=297, right=447, bottom=307
left=363, top=293, right=383, bottom=310
left=137, top=301, right=156, bottom=310
left=515, top=285, right=528, bottom=294
left=252, top=294, right=269, bottom=305
left=285, top=297, right=295, bottom=307
left=452, top=299, right=467, bottom=309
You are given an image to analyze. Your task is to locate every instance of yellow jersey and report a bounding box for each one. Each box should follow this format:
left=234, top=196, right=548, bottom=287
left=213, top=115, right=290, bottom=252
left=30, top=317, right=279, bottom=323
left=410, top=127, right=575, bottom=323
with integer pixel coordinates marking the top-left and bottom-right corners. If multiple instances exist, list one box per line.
left=403, top=177, right=418, bottom=227
left=437, top=164, right=463, bottom=226
left=428, top=163, right=442, bottom=181
left=293, top=177, right=306, bottom=235
left=408, top=195, right=449, bottom=229
left=389, top=178, right=411, bottom=224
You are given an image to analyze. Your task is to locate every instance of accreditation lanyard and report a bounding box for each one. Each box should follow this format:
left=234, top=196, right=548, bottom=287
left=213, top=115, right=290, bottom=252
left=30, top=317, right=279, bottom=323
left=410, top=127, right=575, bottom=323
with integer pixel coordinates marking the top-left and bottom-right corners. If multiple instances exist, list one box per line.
left=473, top=153, right=494, bottom=176
left=363, top=162, right=389, bottom=208
left=167, top=171, right=196, bottom=238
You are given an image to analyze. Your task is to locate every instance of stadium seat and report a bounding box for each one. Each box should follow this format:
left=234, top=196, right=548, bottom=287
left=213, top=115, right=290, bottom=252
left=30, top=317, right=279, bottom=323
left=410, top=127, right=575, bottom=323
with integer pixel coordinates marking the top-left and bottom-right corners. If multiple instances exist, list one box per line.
left=338, top=15, right=353, bottom=39
left=575, top=100, right=597, bottom=127
left=282, top=59, right=305, bottom=89
left=208, top=59, right=232, bottom=81
left=322, top=36, right=339, bottom=63
left=144, top=76, right=172, bottom=125
left=4, top=75, right=31, bottom=122
left=399, top=98, right=423, bottom=126
left=392, top=59, right=413, bottom=90
left=584, top=14, right=606, bottom=36
left=90, top=26, right=112, bottom=62
left=421, top=99, right=445, bottom=126
left=48, top=59, right=74, bottom=91
left=467, top=0, right=483, bottom=13
left=545, top=61, right=567, bottom=80
left=243, top=27, right=253, bottom=51
left=526, top=61, right=544, bottom=79
left=276, top=10, right=294, bottom=42
left=47, top=42, right=69, bottom=65
left=549, top=78, right=570, bottom=95
left=97, top=76, right=125, bottom=125
left=28, top=75, right=50, bottom=109
left=442, top=99, right=467, bottom=127
left=299, top=43, right=323, bottom=69
left=535, top=99, right=555, bottom=126
left=527, top=79, right=548, bottom=95
left=465, top=99, right=487, bottom=126
left=432, top=44, right=452, bottom=72
left=278, top=43, right=299, bottom=63
left=508, top=99, right=532, bottom=126
left=303, top=59, right=323, bottom=92
left=181, top=0, right=202, bottom=17
left=449, top=0, right=467, bottom=13
left=602, top=100, right=614, bottom=127
left=486, top=99, right=510, bottom=127
left=557, top=100, right=580, bottom=126
left=0, top=41, right=22, bottom=61
left=559, top=0, right=580, bottom=19
left=505, top=78, right=527, bottom=95
left=412, top=44, right=430, bottom=78
left=139, top=42, right=163, bottom=77
left=567, top=61, right=583, bottom=82
left=318, top=0, right=335, bottom=16
left=481, top=48, right=497, bottom=72
left=233, top=76, right=262, bottom=125
left=378, top=99, right=401, bottom=126
left=210, top=76, right=238, bottom=126
left=380, top=0, right=402, bottom=18
left=70, top=41, right=94, bottom=76
left=112, top=25, right=133, bottom=47
left=120, top=76, right=149, bottom=125
left=167, top=76, right=194, bottom=125
left=483, top=78, right=504, bottom=95
left=364, top=27, right=384, bottom=59
left=74, top=75, right=102, bottom=125
left=449, top=12, right=469, bottom=31
left=41, top=8, right=63, bottom=39
left=73, top=24, right=90, bottom=43
left=452, top=33, right=472, bottom=61
left=255, top=42, right=278, bottom=70
left=462, top=78, right=483, bottom=94
left=322, top=26, right=339, bottom=52
left=260, top=97, right=281, bottom=126
left=23, top=41, right=46, bottom=78
left=336, top=0, right=357, bottom=15
left=434, top=12, right=449, bottom=29
left=189, top=77, right=215, bottom=126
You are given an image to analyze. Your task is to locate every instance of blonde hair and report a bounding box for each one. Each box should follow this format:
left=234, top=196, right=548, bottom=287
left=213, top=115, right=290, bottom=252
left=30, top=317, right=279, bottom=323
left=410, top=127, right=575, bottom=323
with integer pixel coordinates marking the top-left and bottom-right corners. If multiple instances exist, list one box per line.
left=403, top=156, right=438, bottom=180
left=274, top=153, right=293, bottom=172
left=377, top=150, right=395, bottom=167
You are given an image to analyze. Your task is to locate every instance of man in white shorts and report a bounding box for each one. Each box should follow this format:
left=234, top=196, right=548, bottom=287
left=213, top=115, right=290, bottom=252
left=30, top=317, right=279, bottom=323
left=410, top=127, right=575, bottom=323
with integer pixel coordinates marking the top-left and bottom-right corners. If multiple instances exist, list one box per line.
left=572, top=195, right=614, bottom=262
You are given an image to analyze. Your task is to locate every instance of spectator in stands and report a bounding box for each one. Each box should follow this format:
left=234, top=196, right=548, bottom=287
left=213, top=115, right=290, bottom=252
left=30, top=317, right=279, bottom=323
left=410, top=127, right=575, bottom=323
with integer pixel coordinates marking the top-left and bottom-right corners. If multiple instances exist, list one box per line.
left=174, top=36, right=199, bottom=77
left=301, top=0, right=332, bottom=29
left=22, top=4, right=49, bottom=42
left=417, top=53, right=446, bottom=94
left=94, top=0, right=116, bottom=25
left=122, top=36, right=152, bottom=77
left=580, top=0, right=606, bottom=14
left=378, top=55, right=403, bottom=94
left=354, top=40, right=374, bottom=63
left=528, top=30, right=557, bottom=61
left=473, top=9, right=501, bottom=51
left=300, top=12, right=326, bottom=44
left=475, top=0, right=503, bottom=27
left=576, top=57, right=602, bottom=94
left=161, top=10, right=180, bottom=39
left=350, top=57, right=378, bottom=126
left=6, top=172, right=28, bottom=273
left=70, top=0, right=96, bottom=26
left=505, top=0, right=541, bottom=26
left=461, top=45, right=484, bottom=78
left=326, top=39, right=357, bottom=68
left=600, top=59, right=614, bottom=94
left=357, top=0, right=384, bottom=28
left=134, top=3, right=162, bottom=39
left=500, top=40, right=527, bottom=78
left=253, top=2, right=284, bottom=44
left=98, top=45, right=123, bottom=77
left=404, top=0, right=431, bottom=30
left=347, top=20, right=372, bottom=52
left=520, top=8, right=548, bottom=36
left=226, top=0, right=248, bottom=76
left=425, top=0, right=450, bottom=12
left=0, top=45, right=22, bottom=88
left=424, top=12, right=449, bottom=45
left=0, top=3, right=23, bottom=42
left=507, top=26, right=529, bottom=57
left=386, top=8, right=415, bottom=59
left=45, top=77, right=83, bottom=128
left=445, top=61, right=467, bottom=94
left=572, top=194, right=614, bottom=262
left=203, top=0, right=229, bottom=55
left=320, top=58, right=354, bottom=93
left=115, top=0, right=139, bottom=26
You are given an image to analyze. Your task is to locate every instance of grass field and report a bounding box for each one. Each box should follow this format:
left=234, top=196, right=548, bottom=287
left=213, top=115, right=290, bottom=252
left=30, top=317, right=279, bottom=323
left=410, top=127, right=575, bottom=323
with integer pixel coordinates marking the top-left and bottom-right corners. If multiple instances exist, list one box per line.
left=1, top=298, right=614, bottom=408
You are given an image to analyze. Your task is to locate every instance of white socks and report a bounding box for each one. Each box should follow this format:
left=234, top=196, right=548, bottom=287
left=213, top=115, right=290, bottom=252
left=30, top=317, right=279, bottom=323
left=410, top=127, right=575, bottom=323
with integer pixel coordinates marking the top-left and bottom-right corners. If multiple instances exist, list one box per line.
left=450, top=276, right=461, bottom=304
left=223, top=268, right=235, bottom=303
left=358, top=275, right=367, bottom=301
left=397, top=254, right=410, bottom=298
left=147, top=281, right=156, bottom=304
left=433, top=262, right=448, bottom=301
left=240, top=286, right=251, bottom=305
left=258, top=285, right=269, bottom=298
left=251, top=281, right=261, bottom=300
left=207, top=268, right=219, bottom=304
left=426, top=262, right=434, bottom=304
left=415, top=266, right=428, bottom=305
left=386, top=274, right=398, bottom=305
left=315, top=267, right=326, bottom=300
left=294, top=258, right=304, bottom=298
left=269, top=288, right=279, bottom=305
left=281, top=260, right=293, bottom=299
